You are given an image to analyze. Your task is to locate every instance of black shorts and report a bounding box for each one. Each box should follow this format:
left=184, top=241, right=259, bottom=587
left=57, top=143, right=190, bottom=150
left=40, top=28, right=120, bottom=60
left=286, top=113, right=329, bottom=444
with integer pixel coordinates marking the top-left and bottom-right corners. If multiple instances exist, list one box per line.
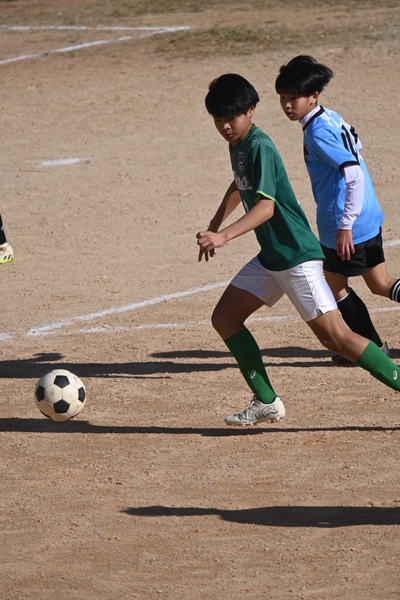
left=321, top=228, right=385, bottom=277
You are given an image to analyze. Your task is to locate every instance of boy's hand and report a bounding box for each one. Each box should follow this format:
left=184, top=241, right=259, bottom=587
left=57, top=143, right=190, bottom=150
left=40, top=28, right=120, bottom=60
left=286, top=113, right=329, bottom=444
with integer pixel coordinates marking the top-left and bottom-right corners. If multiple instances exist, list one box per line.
left=335, top=229, right=354, bottom=260
left=196, top=230, right=226, bottom=262
left=197, top=246, right=215, bottom=262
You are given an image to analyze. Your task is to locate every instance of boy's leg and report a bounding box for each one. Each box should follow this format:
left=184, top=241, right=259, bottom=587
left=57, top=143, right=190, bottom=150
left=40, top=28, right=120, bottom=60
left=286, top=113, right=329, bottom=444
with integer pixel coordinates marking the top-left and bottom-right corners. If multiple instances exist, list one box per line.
left=336, top=289, right=383, bottom=346
left=224, top=327, right=276, bottom=403
left=308, top=310, right=400, bottom=392
left=0, top=213, right=14, bottom=264
left=212, top=282, right=285, bottom=425
left=212, top=284, right=276, bottom=403
left=280, top=259, right=400, bottom=392
left=322, top=240, right=387, bottom=361
left=356, top=341, right=400, bottom=389
left=363, top=262, right=400, bottom=303
left=0, top=214, right=6, bottom=245
left=325, top=271, right=384, bottom=349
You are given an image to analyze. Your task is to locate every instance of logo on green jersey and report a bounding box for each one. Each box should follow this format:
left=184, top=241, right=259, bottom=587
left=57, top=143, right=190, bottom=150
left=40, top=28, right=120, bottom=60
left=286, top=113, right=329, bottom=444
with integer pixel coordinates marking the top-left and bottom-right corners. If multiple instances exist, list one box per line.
left=237, top=151, right=245, bottom=172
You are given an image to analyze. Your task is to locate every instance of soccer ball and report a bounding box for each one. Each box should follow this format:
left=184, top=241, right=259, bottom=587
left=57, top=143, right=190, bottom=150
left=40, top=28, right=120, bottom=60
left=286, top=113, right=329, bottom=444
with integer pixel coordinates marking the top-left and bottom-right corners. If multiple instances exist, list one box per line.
left=34, top=369, right=86, bottom=422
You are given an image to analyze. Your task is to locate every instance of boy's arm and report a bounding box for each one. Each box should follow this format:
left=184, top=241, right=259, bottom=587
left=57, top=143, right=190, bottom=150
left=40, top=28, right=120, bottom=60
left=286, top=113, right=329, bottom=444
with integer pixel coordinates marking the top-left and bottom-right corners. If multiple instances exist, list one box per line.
left=336, top=165, right=365, bottom=260
left=208, top=180, right=242, bottom=231
left=197, top=195, right=274, bottom=261
left=197, top=180, right=241, bottom=262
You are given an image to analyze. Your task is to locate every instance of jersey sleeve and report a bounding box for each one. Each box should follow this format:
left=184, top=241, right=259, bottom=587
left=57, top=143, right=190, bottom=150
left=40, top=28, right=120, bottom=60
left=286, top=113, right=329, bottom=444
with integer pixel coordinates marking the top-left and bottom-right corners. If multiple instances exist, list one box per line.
left=310, top=127, right=360, bottom=173
left=249, top=142, right=278, bottom=202
left=339, top=164, right=365, bottom=230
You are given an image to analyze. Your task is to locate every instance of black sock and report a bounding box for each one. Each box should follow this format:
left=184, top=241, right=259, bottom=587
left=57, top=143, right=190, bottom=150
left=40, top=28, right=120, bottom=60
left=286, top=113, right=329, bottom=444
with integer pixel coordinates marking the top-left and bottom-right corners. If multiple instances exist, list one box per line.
left=389, top=280, right=400, bottom=302
left=0, top=214, right=6, bottom=245
left=337, top=288, right=383, bottom=347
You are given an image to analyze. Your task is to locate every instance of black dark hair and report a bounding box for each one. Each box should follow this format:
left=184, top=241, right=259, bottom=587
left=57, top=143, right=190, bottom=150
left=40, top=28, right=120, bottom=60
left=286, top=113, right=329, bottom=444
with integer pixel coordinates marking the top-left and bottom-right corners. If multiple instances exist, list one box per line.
left=205, top=73, right=260, bottom=118
left=275, top=55, right=333, bottom=96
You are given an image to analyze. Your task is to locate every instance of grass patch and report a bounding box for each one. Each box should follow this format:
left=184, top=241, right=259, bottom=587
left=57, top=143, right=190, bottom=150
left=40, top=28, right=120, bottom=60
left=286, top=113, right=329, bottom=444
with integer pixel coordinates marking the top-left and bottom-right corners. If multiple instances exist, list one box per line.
left=140, top=18, right=394, bottom=59
left=0, top=0, right=397, bottom=59
left=0, top=0, right=396, bottom=26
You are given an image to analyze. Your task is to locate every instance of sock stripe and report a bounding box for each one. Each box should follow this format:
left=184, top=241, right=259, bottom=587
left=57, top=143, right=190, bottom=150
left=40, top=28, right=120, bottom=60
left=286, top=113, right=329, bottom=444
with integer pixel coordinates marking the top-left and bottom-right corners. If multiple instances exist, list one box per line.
left=336, top=290, right=351, bottom=304
left=390, top=279, right=400, bottom=302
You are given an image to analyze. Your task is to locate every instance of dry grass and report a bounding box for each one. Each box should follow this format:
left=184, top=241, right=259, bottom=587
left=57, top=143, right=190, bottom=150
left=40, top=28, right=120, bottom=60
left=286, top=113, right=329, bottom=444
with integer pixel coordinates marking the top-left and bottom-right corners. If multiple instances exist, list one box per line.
left=0, top=0, right=398, bottom=58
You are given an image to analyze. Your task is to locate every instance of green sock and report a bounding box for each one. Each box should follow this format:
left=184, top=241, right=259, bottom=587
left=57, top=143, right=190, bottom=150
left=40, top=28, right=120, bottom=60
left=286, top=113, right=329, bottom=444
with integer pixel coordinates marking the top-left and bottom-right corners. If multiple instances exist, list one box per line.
left=224, top=328, right=277, bottom=403
left=356, top=341, right=400, bottom=391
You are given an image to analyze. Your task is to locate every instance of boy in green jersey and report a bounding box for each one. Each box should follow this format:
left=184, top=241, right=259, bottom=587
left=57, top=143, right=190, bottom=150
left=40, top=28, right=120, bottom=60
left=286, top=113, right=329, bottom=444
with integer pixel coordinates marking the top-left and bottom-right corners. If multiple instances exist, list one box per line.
left=196, top=73, right=400, bottom=426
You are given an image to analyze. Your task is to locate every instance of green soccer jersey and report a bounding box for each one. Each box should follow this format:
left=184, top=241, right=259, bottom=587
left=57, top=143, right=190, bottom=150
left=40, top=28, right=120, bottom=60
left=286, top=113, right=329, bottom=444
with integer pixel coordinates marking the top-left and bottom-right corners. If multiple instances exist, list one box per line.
left=229, top=124, right=324, bottom=271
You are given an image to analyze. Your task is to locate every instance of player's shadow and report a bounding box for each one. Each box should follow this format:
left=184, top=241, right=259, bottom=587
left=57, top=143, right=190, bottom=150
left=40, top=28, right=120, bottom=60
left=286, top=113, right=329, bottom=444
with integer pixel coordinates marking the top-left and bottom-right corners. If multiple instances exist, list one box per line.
left=0, top=344, right=387, bottom=381
left=1, top=418, right=399, bottom=435
left=0, top=351, right=238, bottom=380
left=152, top=346, right=400, bottom=362
left=152, top=347, right=330, bottom=359
left=122, top=504, right=400, bottom=527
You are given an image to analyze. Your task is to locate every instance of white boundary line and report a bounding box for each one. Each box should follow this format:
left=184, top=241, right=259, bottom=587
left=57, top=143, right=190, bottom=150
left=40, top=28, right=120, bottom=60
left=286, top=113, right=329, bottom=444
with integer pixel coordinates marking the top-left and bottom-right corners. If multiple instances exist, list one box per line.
left=384, top=240, right=400, bottom=247
left=0, top=281, right=395, bottom=342
left=27, top=282, right=230, bottom=337
left=0, top=25, right=191, bottom=32
left=40, top=158, right=84, bottom=168
left=30, top=315, right=294, bottom=338
left=29, top=304, right=400, bottom=338
left=0, top=25, right=191, bottom=66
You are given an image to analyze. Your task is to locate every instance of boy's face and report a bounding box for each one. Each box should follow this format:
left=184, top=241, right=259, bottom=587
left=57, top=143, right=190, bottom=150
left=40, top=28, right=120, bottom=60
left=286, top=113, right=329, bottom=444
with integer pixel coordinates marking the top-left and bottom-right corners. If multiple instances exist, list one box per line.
left=212, top=107, right=254, bottom=147
left=279, top=92, right=319, bottom=121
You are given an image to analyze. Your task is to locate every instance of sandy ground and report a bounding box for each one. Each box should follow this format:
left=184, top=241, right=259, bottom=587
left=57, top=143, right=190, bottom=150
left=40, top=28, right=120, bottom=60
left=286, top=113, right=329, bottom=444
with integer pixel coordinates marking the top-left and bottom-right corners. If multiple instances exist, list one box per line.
left=0, top=1, right=399, bottom=598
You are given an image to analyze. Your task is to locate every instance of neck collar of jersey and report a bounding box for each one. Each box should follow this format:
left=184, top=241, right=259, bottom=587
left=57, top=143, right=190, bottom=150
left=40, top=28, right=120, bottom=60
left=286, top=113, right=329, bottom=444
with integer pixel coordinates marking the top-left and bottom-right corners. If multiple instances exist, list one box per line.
left=301, top=105, right=324, bottom=130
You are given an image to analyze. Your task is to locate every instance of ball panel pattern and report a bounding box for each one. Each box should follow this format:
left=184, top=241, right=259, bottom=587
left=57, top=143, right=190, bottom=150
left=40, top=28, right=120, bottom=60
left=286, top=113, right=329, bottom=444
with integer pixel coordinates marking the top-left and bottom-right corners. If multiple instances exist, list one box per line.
left=34, top=369, right=86, bottom=421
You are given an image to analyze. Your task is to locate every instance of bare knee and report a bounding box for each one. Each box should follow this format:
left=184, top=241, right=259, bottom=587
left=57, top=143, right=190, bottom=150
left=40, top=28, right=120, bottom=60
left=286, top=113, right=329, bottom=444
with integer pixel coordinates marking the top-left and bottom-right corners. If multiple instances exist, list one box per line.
left=364, top=267, right=397, bottom=298
left=211, top=285, right=263, bottom=340
left=211, top=306, right=224, bottom=335
left=366, top=281, right=392, bottom=297
left=314, top=331, right=336, bottom=353
left=308, top=310, right=355, bottom=354
left=211, top=306, right=243, bottom=339
left=308, top=311, right=368, bottom=362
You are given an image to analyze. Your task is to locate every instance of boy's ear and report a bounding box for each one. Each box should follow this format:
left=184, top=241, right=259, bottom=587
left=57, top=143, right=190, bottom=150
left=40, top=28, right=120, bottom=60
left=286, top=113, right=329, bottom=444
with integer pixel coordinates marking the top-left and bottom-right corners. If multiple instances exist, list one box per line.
left=311, top=91, right=319, bottom=104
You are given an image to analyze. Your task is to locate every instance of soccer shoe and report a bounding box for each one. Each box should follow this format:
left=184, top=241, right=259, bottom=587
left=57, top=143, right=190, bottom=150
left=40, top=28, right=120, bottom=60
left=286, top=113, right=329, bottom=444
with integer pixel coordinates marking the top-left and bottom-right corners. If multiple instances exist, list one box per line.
left=224, top=396, right=285, bottom=426
left=331, top=341, right=390, bottom=366
left=0, top=243, right=14, bottom=264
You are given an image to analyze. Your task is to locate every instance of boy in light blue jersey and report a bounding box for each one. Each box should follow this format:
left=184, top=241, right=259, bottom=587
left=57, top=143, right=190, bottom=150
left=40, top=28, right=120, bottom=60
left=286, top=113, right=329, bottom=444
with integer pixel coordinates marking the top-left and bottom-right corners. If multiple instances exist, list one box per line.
left=276, top=55, right=399, bottom=364
left=196, top=73, right=400, bottom=426
left=303, top=108, right=383, bottom=248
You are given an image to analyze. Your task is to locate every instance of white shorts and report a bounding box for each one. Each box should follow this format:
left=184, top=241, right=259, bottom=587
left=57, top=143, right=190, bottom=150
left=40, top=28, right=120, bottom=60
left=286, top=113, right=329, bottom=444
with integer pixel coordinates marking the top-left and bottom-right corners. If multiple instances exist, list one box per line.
left=230, top=257, right=337, bottom=322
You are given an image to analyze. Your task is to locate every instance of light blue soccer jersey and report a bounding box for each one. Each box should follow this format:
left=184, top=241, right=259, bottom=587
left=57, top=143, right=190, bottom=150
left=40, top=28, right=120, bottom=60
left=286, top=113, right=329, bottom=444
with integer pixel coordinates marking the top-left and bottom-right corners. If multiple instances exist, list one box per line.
left=303, top=107, right=383, bottom=248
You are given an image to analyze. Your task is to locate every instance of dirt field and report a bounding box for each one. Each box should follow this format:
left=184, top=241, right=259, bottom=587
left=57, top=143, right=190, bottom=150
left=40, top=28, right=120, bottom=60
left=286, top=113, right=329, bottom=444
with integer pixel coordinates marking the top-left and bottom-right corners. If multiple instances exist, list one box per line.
left=1, top=1, right=399, bottom=598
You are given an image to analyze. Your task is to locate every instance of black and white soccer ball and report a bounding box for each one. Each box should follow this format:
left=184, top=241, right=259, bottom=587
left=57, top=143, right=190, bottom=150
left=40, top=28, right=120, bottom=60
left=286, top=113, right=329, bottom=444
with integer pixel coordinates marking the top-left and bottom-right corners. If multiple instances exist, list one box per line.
left=34, top=369, right=86, bottom=422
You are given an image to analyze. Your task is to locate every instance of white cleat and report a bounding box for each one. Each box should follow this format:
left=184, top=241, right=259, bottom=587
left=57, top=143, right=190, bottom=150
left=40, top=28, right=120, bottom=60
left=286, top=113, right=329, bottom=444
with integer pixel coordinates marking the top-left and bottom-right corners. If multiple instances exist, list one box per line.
left=225, top=396, right=285, bottom=426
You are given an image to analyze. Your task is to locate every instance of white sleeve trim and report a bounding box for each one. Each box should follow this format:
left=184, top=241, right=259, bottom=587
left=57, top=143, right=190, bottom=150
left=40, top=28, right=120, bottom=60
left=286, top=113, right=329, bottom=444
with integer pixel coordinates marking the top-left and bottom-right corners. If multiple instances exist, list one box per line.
left=339, top=165, right=365, bottom=230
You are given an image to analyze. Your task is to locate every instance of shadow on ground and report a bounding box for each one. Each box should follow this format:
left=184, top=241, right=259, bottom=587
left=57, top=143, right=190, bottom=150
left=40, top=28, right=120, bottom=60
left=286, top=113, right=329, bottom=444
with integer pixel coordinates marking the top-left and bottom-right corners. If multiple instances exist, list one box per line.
left=2, top=345, right=394, bottom=379
left=0, top=418, right=399, bottom=435
left=122, top=504, right=400, bottom=527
